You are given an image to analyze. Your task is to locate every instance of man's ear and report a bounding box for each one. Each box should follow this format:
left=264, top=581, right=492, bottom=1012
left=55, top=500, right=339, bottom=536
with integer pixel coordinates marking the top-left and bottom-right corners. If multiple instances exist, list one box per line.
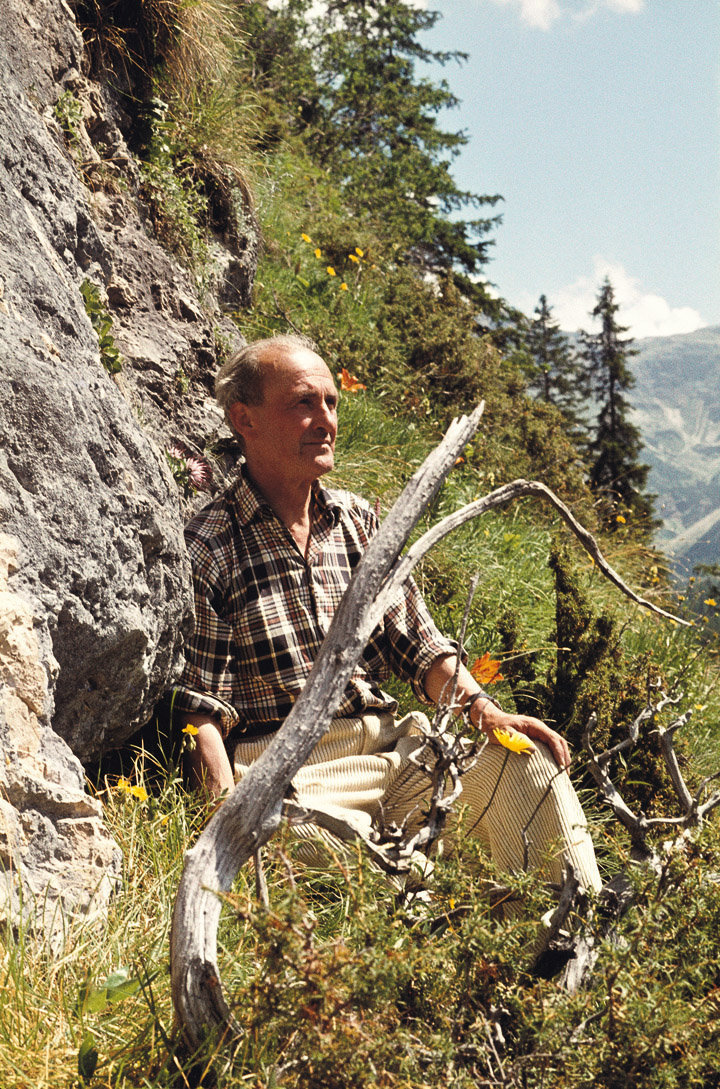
left=228, top=401, right=255, bottom=441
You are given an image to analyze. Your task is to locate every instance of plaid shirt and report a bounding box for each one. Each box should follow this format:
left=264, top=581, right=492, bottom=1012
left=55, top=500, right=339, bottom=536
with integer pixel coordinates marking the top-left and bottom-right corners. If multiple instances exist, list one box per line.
left=173, top=465, right=459, bottom=739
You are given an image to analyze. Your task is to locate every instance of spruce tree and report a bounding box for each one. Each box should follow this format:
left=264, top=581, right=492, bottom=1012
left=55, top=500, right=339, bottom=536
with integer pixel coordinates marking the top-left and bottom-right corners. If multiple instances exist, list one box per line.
left=579, top=277, right=655, bottom=529
left=246, top=0, right=501, bottom=277
left=523, top=294, right=584, bottom=433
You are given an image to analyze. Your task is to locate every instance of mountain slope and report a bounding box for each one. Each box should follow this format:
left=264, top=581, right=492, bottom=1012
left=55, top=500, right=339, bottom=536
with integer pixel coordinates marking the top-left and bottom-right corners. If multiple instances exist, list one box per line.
left=630, top=325, right=720, bottom=570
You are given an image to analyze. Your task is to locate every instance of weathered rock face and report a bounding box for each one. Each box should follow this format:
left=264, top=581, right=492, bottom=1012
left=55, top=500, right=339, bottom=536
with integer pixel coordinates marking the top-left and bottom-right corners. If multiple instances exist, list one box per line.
left=0, top=534, right=122, bottom=938
left=0, top=10, right=194, bottom=761
left=0, top=0, right=255, bottom=934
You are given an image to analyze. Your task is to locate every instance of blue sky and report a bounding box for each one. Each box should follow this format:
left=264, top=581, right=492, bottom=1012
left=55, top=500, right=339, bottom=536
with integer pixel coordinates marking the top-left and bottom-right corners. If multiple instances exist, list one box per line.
left=422, top=0, right=720, bottom=338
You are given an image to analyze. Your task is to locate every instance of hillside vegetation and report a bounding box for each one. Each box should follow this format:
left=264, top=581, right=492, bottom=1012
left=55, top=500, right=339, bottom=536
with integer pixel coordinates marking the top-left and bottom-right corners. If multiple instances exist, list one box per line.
left=5, top=1, right=720, bottom=1086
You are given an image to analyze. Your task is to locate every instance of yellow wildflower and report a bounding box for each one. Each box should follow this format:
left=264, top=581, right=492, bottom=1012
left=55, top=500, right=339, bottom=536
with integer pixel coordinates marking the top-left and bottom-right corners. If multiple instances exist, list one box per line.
left=116, top=777, right=148, bottom=801
left=340, top=282, right=349, bottom=291
left=616, top=515, right=626, bottom=524
left=493, top=729, right=534, bottom=755
left=301, top=233, right=312, bottom=243
left=704, top=598, right=717, bottom=608
left=327, top=266, right=336, bottom=277
left=348, top=254, right=360, bottom=263
left=314, top=247, right=322, bottom=258
left=182, top=723, right=199, bottom=736
left=355, top=247, right=364, bottom=257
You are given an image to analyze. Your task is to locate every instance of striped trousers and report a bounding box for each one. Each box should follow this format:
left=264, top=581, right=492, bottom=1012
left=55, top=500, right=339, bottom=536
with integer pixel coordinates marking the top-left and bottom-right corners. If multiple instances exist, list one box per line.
left=233, top=711, right=601, bottom=894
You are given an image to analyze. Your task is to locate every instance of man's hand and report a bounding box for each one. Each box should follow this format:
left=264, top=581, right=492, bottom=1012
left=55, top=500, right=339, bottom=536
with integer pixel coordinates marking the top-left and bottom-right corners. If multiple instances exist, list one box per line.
left=423, top=653, right=571, bottom=771
left=184, top=715, right=236, bottom=799
left=469, top=698, right=571, bottom=770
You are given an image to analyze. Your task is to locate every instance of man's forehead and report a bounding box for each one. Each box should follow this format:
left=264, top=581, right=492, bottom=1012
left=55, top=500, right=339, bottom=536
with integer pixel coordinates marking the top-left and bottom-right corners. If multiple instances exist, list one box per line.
left=265, top=348, right=335, bottom=389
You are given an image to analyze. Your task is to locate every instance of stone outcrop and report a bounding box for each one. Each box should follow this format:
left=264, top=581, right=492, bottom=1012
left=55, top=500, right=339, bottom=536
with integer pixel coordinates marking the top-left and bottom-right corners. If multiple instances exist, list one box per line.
left=0, top=534, right=122, bottom=939
left=0, top=0, right=255, bottom=935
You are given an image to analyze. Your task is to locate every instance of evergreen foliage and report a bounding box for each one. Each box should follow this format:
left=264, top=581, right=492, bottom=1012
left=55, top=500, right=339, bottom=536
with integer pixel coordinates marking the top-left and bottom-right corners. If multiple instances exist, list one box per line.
left=578, top=278, right=656, bottom=532
left=241, top=0, right=502, bottom=276
left=522, top=294, right=584, bottom=434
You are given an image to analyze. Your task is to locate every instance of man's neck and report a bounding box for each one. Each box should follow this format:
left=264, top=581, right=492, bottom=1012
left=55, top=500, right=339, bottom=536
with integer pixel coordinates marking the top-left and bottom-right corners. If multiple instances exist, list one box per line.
left=244, top=461, right=316, bottom=552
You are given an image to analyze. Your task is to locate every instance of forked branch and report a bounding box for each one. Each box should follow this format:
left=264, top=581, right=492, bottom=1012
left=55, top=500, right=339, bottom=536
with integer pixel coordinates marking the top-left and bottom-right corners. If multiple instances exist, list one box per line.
left=584, top=693, right=720, bottom=868
left=170, top=403, right=688, bottom=1046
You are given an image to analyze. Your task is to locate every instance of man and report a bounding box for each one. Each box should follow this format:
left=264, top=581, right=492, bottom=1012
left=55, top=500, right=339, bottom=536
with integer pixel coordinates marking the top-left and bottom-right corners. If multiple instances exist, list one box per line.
left=173, top=334, right=601, bottom=893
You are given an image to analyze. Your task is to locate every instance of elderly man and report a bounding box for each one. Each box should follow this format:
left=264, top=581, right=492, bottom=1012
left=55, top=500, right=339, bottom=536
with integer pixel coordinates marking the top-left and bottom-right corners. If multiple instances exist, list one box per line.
left=173, top=334, right=601, bottom=893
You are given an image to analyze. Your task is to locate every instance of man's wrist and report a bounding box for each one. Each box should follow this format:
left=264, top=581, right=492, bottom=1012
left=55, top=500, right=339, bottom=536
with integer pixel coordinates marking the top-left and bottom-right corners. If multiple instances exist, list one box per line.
left=465, top=691, right=502, bottom=727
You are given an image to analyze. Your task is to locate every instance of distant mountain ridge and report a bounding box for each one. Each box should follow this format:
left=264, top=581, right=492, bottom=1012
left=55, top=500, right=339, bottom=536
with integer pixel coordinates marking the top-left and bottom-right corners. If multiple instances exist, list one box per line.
left=629, top=325, right=720, bottom=571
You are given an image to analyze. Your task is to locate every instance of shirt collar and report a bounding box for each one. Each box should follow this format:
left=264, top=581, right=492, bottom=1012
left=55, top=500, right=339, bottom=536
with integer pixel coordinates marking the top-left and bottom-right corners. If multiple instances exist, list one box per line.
left=230, top=462, right=346, bottom=528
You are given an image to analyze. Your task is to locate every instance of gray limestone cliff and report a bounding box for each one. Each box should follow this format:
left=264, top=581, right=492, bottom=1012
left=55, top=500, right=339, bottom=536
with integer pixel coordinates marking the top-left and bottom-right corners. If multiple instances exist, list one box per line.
left=0, top=0, right=254, bottom=935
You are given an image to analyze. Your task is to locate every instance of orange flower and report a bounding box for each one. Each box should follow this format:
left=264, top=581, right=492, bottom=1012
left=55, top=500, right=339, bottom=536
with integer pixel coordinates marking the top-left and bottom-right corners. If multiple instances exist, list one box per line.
left=338, top=367, right=366, bottom=392
left=469, top=652, right=504, bottom=685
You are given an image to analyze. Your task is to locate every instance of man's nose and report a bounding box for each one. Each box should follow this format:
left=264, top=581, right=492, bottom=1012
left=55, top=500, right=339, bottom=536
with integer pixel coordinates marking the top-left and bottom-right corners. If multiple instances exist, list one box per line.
left=317, top=398, right=337, bottom=432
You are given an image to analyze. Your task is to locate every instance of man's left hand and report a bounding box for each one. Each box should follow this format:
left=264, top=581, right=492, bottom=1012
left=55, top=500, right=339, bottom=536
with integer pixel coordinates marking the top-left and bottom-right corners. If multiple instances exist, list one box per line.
left=471, top=699, right=571, bottom=770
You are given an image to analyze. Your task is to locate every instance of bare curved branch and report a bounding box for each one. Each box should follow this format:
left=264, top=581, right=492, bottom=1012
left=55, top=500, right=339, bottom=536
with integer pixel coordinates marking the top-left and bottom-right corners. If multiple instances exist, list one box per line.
left=170, top=407, right=687, bottom=1045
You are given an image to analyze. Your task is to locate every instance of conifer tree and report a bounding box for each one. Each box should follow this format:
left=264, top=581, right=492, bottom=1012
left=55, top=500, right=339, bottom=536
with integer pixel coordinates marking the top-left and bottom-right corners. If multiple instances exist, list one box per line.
left=578, top=277, right=655, bottom=529
left=313, top=0, right=502, bottom=273
left=523, top=294, right=584, bottom=433
left=245, top=0, right=501, bottom=277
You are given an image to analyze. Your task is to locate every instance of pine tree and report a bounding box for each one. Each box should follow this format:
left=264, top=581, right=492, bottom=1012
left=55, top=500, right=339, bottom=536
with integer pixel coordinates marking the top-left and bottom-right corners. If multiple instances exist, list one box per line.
left=315, top=0, right=502, bottom=273
left=578, top=277, right=655, bottom=529
left=246, top=0, right=501, bottom=277
left=523, top=294, right=584, bottom=433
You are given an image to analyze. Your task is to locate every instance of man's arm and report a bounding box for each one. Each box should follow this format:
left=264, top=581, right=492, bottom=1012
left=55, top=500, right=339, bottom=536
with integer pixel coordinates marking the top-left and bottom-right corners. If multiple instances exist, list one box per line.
left=424, top=654, right=571, bottom=769
left=184, top=713, right=235, bottom=798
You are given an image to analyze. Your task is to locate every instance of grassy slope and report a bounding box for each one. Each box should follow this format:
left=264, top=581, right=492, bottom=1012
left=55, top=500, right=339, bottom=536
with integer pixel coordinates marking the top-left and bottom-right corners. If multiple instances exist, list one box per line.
left=4, top=2, right=720, bottom=1085
left=4, top=385, right=715, bottom=1088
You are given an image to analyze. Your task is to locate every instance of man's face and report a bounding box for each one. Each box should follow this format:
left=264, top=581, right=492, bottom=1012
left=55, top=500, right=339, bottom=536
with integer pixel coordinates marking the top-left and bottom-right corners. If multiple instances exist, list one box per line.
left=230, top=348, right=339, bottom=489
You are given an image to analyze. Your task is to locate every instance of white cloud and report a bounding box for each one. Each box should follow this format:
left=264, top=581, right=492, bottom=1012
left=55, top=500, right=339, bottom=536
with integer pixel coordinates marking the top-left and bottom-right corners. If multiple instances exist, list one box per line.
left=488, top=0, right=645, bottom=29
left=543, top=257, right=707, bottom=339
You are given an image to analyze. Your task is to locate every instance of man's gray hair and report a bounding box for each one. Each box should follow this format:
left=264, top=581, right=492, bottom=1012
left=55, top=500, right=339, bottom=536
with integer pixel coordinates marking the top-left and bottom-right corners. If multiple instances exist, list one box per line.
left=215, top=333, right=319, bottom=437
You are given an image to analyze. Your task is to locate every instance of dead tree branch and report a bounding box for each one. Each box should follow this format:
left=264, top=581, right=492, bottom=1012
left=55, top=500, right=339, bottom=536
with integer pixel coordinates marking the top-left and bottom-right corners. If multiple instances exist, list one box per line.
left=170, top=404, right=688, bottom=1046
left=584, top=693, right=720, bottom=870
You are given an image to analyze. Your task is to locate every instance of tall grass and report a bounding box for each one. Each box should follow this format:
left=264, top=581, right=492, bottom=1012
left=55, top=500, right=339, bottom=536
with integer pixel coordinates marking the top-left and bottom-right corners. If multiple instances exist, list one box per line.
left=5, top=745, right=720, bottom=1087
left=2, top=392, right=719, bottom=1084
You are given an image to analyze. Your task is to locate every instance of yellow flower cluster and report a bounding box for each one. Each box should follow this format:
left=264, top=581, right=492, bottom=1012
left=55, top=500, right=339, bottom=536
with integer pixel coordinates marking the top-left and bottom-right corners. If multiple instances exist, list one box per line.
left=116, top=777, right=148, bottom=802
left=299, top=233, right=362, bottom=293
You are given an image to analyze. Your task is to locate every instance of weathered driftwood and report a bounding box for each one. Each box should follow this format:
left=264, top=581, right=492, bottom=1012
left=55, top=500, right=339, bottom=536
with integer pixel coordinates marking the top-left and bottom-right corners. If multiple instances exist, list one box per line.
left=584, top=690, right=720, bottom=869
left=170, top=405, right=688, bottom=1046
left=532, top=691, right=720, bottom=994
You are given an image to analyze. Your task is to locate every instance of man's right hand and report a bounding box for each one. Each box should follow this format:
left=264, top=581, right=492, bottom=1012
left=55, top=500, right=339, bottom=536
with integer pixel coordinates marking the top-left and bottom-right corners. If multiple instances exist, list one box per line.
left=184, top=715, right=235, bottom=799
